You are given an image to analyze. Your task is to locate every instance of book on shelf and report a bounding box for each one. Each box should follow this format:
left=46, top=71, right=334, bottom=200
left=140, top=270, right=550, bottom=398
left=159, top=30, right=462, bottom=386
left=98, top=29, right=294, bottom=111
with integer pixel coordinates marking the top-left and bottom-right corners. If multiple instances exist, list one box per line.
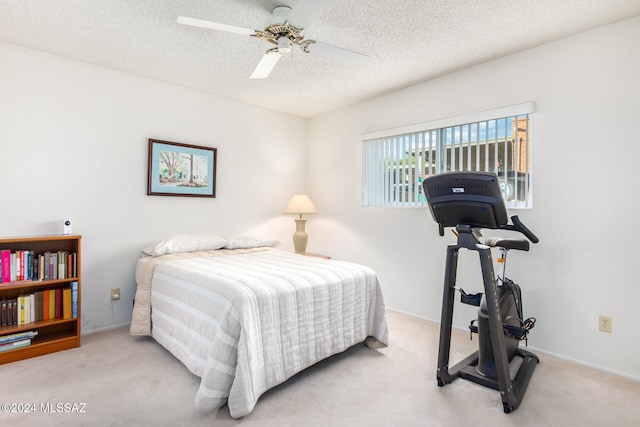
left=0, top=330, right=37, bottom=352
left=0, top=283, right=76, bottom=326
left=18, top=295, right=26, bottom=325
left=63, top=287, right=72, bottom=319
left=49, top=252, right=56, bottom=280
left=16, top=294, right=37, bottom=325
left=54, top=288, right=62, bottom=319
left=36, top=291, right=44, bottom=321
left=1, top=299, right=7, bottom=326
left=0, top=249, right=77, bottom=284
left=71, top=281, right=78, bottom=318
left=48, top=289, right=55, bottom=320
left=43, top=290, right=50, bottom=320
left=2, top=299, right=15, bottom=326
left=0, top=338, right=31, bottom=352
left=1, top=250, right=11, bottom=282
left=19, top=251, right=24, bottom=281
left=10, top=252, right=16, bottom=281
left=0, top=330, right=38, bottom=344
left=2, top=250, right=36, bottom=282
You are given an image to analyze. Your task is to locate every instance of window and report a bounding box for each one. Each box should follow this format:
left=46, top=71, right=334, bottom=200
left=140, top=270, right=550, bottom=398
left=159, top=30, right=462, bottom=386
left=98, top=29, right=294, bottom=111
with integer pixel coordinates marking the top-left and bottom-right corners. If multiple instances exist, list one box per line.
left=362, top=103, right=534, bottom=208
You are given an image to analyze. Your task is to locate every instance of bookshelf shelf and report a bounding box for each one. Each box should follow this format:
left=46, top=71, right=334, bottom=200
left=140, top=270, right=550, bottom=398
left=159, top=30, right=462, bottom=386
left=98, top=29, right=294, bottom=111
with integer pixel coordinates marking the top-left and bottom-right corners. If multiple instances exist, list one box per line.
left=0, top=277, right=79, bottom=292
left=0, top=235, right=81, bottom=365
left=0, top=317, right=78, bottom=334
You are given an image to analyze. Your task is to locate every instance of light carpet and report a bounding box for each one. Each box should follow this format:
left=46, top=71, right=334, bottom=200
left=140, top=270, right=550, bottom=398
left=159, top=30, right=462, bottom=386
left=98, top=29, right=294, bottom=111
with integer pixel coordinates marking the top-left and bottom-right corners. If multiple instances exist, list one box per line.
left=1, top=310, right=639, bottom=426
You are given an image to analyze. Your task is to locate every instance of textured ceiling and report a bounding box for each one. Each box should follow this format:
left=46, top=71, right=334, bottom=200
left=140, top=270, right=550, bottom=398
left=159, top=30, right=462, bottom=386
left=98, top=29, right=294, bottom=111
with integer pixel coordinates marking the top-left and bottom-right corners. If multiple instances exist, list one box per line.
left=2, top=0, right=640, bottom=118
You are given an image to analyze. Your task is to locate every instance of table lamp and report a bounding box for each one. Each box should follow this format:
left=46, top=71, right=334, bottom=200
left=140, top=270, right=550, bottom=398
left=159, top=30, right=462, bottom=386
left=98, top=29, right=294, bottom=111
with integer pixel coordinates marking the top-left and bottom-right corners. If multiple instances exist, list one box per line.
left=283, top=194, right=318, bottom=254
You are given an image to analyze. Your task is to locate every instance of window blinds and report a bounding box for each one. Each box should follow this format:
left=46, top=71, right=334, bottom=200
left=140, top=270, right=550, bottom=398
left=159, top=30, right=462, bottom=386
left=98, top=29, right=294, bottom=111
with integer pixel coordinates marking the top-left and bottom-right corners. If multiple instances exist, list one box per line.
left=362, top=103, right=534, bottom=208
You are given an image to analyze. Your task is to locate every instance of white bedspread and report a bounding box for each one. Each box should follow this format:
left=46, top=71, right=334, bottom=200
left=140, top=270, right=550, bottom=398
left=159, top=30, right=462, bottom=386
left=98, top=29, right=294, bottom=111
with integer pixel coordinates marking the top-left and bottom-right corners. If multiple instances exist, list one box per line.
left=130, top=248, right=388, bottom=418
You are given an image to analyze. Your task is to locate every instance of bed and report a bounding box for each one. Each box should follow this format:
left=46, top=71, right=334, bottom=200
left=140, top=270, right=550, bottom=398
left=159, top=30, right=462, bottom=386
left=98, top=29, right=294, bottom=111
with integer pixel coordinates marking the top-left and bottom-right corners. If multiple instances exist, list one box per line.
left=129, top=235, right=388, bottom=418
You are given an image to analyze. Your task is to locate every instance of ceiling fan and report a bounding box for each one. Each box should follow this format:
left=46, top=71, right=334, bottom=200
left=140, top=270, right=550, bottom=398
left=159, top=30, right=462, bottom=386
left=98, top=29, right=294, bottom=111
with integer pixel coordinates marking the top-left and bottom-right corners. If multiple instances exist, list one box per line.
left=177, top=0, right=368, bottom=79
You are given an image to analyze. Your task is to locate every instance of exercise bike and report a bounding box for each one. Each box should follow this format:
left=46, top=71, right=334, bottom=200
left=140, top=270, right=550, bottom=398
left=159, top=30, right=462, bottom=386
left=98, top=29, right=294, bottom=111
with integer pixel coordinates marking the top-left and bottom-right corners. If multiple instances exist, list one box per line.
left=422, top=171, right=539, bottom=413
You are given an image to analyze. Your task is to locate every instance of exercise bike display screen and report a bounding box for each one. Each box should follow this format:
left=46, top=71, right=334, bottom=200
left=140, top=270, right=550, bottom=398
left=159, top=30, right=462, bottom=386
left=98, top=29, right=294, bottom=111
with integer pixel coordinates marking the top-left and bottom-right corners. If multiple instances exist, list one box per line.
left=422, top=171, right=508, bottom=229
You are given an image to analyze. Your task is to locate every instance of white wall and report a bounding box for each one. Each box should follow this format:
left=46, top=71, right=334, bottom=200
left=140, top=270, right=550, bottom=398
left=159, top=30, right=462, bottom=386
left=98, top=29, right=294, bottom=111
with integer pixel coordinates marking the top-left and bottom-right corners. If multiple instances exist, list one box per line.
left=0, top=42, right=306, bottom=333
left=307, top=16, right=640, bottom=380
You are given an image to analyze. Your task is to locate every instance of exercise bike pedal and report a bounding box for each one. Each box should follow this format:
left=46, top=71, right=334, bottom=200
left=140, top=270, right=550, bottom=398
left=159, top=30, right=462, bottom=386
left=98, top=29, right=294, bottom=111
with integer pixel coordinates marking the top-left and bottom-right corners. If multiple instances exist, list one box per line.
left=503, top=324, right=527, bottom=339
left=469, top=321, right=478, bottom=339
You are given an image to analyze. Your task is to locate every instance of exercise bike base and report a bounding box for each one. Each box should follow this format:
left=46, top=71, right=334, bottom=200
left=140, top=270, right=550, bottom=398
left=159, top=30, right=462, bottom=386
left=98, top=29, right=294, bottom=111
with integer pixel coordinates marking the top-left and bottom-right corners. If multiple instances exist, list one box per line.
left=438, top=349, right=539, bottom=413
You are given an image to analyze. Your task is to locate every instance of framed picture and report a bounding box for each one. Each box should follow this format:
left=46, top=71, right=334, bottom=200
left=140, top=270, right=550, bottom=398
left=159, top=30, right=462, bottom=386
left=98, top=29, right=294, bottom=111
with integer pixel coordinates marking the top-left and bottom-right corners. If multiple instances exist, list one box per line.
left=147, top=139, right=217, bottom=197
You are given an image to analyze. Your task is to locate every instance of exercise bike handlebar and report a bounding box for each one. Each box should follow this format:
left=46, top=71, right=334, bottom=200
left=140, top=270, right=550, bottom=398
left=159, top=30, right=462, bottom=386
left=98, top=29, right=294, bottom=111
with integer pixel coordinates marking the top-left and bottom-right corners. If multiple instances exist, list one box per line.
left=509, top=215, right=539, bottom=243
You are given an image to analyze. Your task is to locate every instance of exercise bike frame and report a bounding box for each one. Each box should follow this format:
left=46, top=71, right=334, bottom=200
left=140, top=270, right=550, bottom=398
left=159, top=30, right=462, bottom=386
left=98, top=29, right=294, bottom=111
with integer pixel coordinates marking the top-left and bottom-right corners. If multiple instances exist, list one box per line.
left=436, top=224, right=538, bottom=413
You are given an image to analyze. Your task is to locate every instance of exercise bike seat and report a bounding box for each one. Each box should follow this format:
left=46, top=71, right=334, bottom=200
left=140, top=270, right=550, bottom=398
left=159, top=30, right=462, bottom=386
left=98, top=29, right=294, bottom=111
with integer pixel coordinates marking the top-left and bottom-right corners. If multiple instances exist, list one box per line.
left=484, top=237, right=529, bottom=251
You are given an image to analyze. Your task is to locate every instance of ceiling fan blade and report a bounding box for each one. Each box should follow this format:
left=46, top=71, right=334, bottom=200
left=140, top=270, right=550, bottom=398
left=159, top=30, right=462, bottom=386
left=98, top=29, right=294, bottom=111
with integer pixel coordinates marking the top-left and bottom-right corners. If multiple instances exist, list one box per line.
left=177, top=16, right=255, bottom=36
left=287, top=0, right=331, bottom=29
left=250, top=51, right=282, bottom=79
left=306, top=42, right=369, bottom=66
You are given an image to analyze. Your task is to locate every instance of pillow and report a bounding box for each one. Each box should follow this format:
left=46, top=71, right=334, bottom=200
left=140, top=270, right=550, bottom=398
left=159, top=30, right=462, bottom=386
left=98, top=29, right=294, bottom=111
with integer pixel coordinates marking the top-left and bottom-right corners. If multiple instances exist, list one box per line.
left=142, top=234, right=228, bottom=256
left=224, top=235, right=280, bottom=250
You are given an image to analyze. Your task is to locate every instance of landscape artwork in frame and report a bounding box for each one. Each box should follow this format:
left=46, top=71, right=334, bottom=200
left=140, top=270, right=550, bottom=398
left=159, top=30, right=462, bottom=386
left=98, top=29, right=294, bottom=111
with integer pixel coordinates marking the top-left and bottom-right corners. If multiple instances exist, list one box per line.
left=147, top=139, right=217, bottom=197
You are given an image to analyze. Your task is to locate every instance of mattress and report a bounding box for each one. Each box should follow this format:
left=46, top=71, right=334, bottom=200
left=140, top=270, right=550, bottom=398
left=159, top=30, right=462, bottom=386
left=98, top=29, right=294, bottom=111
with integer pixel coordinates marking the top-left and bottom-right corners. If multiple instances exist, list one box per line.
left=130, top=247, right=388, bottom=418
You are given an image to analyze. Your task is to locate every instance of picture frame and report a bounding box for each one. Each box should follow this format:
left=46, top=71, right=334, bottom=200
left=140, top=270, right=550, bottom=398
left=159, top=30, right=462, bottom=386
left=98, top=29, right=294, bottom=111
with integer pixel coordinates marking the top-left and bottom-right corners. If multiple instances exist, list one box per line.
left=147, top=139, right=217, bottom=197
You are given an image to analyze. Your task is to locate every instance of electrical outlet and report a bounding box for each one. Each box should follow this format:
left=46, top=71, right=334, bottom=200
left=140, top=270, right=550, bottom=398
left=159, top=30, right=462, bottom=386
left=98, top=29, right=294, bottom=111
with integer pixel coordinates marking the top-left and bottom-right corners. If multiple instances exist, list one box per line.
left=110, top=288, right=121, bottom=301
left=599, top=315, right=612, bottom=333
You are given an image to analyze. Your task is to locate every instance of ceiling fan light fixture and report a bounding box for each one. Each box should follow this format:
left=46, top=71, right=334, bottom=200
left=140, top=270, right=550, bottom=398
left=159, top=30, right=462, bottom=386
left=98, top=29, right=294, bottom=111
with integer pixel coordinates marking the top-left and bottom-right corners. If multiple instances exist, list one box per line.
left=277, top=37, right=291, bottom=54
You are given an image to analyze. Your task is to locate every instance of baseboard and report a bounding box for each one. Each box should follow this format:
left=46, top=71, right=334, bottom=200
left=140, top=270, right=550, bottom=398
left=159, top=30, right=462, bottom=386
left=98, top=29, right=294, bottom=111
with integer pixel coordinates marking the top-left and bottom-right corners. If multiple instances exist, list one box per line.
left=526, top=346, right=640, bottom=383
left=81, top=321, right=130, bottom=336
left=386, top=307, right=439, bottom=324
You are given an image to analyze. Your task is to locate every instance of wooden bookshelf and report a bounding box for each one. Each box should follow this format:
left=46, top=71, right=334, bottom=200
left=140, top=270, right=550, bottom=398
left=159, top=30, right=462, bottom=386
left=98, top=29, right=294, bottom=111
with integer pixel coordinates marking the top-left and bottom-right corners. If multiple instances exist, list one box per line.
left=0, top=235, right=81, bottom=364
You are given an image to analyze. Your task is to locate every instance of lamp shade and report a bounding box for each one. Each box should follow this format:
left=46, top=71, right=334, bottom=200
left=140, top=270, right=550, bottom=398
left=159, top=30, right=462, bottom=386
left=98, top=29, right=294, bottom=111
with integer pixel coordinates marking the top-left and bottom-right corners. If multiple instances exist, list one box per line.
left=283, top=194, right=318, bottom=216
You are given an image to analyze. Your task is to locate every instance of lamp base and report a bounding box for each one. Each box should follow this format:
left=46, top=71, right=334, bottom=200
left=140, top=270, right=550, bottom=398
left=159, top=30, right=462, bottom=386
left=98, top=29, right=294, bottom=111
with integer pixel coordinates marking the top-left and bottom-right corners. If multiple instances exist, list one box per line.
left=292, top=218, right=308, bottom=254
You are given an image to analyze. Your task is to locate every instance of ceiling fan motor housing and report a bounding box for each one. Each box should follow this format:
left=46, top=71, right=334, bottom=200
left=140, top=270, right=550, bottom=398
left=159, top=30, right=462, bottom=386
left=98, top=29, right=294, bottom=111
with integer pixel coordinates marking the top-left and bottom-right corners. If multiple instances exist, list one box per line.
left=256, top=6, right=305, bottom=49
left=268, top=6, right=292, bottom=26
